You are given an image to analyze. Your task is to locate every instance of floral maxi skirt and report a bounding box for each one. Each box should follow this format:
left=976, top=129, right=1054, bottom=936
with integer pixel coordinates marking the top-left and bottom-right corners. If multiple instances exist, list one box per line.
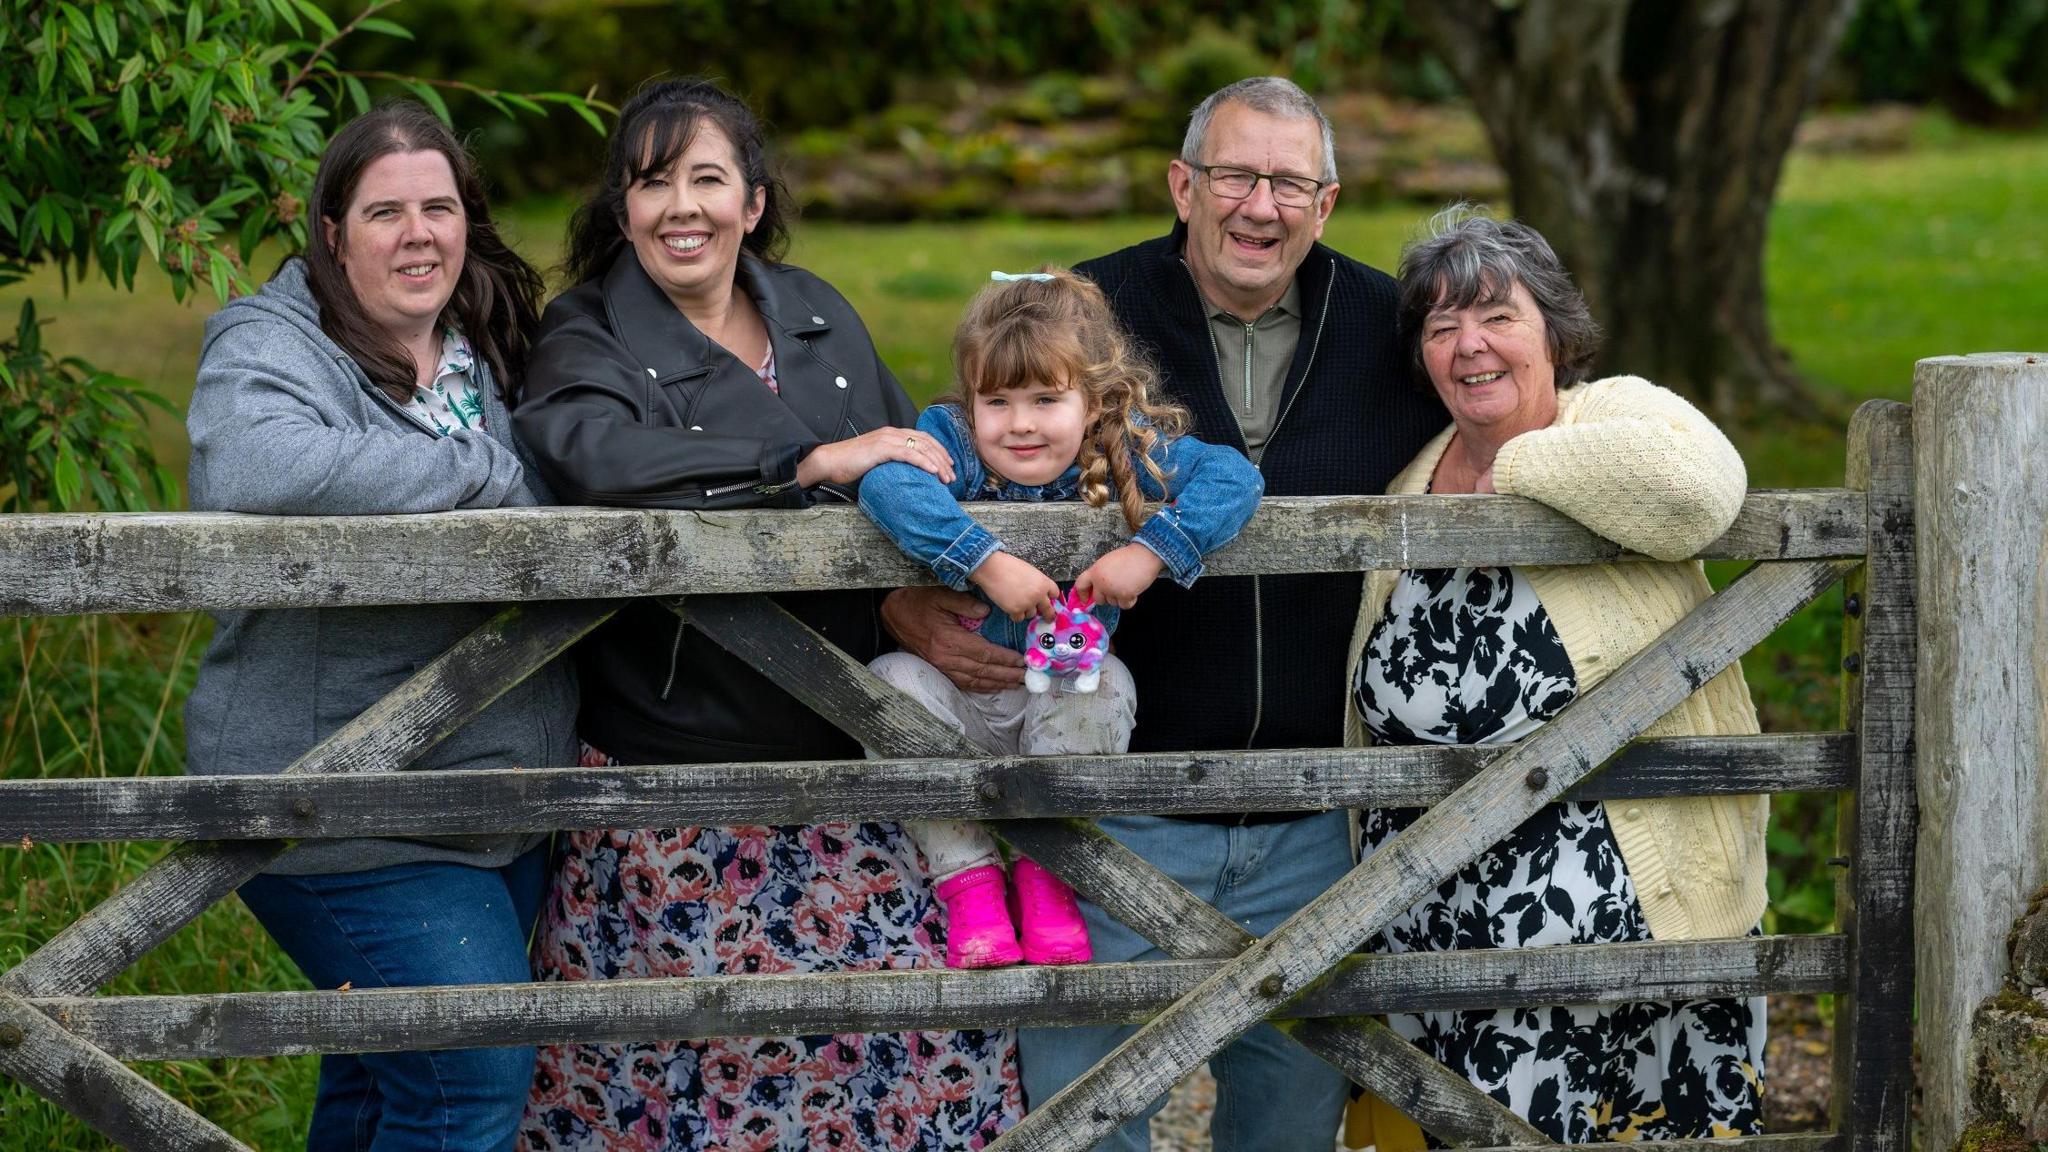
left=521, top=745, right=1022, bottom=1151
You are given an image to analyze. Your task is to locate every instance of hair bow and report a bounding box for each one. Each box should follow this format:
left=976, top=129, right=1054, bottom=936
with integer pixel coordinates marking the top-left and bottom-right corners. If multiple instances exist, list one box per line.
left=990, top=270, right=1055, bottom=282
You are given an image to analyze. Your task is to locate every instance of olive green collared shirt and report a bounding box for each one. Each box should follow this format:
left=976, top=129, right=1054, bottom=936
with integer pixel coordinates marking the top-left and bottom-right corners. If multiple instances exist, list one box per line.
left=1198, top=276, right=1302, bottom=463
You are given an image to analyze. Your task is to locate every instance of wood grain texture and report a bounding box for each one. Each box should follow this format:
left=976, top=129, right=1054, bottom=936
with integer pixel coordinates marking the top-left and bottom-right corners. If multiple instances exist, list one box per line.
left=992, top=557, right=1855, bottom=1151
left=1275, top=1013, right=1567, bottom=1147
left=0, top=492, right=1864, bottom=617
left=0, top=601, right=610, bottom=999
left=1454, top=1138, right=1837, bottom=1152
left=1831, top=401, right=1919, bottom=1152
left=684, top=595, right=1545, bottom=1147
left=24, top=935, right=1844, bottom=1060
left=1909, top=355, right=2048, bottom=1152
left=0, top=733, right=1851, bottom=843
left=0, top=991, right=250, bottom=1151
left=0, top=840, right=284, bottom=1000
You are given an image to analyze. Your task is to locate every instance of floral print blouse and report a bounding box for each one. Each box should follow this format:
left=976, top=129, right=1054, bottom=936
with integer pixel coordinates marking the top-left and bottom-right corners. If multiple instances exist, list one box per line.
left=407, top=327, right=485, bottom=436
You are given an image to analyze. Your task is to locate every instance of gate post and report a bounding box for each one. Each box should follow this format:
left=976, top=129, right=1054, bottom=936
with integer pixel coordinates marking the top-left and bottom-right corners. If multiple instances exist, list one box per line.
left=1835, top=401, right=1917, bottom=1152
left=1912, top=352, right=2048, bottom=1151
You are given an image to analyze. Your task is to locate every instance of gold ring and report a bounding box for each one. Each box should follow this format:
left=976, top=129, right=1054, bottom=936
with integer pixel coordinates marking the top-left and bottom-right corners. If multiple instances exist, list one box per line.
left=906, top=436, right=917, bottom=448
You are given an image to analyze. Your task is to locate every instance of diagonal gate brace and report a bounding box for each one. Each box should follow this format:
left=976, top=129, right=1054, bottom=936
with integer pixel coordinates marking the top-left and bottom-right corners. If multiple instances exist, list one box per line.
left=0, top=600, right=613, bottom=1147
left=990, top=557, right=1857, bottom=1150
left=679, top=594, right=1547, bottom=1146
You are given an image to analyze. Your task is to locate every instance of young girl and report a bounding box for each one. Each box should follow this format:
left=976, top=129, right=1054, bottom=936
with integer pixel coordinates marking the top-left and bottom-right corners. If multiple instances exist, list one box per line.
left=856, top=269, right=1265, bottom=968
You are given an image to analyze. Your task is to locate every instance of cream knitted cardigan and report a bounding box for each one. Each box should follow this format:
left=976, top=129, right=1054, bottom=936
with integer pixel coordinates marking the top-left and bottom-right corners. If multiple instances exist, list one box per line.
left=1342, top=374, right=1768, bottom=941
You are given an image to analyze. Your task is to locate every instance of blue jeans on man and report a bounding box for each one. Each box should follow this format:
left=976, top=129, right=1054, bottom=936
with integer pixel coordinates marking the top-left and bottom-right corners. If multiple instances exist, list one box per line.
left=1019, top=809, right=1354, bottom=1151
left=238, top=845, right=548, bottom=1152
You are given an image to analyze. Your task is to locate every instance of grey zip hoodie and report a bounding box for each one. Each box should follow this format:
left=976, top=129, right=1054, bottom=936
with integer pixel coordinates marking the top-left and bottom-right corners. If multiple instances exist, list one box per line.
left=185, top=258, right=578, bottom=875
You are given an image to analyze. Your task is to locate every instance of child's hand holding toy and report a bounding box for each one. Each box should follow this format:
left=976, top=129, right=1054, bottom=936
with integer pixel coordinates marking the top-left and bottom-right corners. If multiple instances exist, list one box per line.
left=1073, top=542, right=1164, bottom=610
left=971, top=551, right=1062, bottom=621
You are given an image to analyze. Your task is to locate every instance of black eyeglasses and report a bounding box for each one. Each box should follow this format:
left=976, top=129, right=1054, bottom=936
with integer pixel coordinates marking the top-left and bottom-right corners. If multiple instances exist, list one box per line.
left=1195, top=164, right=1327, bottom=208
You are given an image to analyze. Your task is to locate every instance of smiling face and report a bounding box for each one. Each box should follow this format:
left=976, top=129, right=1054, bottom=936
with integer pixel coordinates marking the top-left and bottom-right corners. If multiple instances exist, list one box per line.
left=1420, top=279, right=1560, bottom=437
left=621, top=121, right=765, bottom=309
left=1168, top=101, right=1336, bottom=319
left=970, top=381, right=1096, bottom=487
left=323, top=150, right=466, bottom=342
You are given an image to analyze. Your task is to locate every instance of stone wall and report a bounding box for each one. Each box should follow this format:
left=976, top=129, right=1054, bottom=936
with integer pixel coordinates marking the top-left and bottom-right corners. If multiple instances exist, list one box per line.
left=1959, top=887, right=2048, bottom=1150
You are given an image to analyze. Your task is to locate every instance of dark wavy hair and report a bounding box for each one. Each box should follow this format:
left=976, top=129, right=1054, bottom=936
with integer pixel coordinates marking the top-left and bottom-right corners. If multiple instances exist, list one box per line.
left=302, top=101, right=544, bottom=404
left=562, top=77, right=792, bottom=287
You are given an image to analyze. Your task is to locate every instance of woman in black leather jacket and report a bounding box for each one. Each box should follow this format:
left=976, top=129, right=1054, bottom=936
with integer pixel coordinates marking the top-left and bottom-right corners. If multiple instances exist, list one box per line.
left=515, top=79, right=1023, bottom=1148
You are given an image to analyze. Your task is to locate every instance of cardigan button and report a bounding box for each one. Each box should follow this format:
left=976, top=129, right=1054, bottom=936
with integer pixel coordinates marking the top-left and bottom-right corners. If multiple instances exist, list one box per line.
left=812, top=315, right=826, bottom=325
left=834, top=376, right=849, bottom=389
left=1658, top=884, right=1675, bottom=897
left=690, top=425, right=703, bottom=431
left=1625, top=807, right=1643, bottom=820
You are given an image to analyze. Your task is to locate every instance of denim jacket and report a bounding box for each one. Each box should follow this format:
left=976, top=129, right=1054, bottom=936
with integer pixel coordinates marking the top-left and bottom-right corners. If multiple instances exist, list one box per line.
left=859, top=403, right=1265, bottom=654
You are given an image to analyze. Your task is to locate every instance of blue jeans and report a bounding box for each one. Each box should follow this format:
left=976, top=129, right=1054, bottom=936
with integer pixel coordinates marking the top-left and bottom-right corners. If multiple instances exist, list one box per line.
left=1019, top=810, right=1353, bottom=1151
left=238, top=846, right=548, bottom=1152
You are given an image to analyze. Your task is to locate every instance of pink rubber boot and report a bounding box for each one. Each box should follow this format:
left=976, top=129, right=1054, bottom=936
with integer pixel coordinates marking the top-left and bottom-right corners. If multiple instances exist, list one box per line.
left=934, top=864, right=1023, bottom=969
left=1012, top=857, right=1093, bottom=965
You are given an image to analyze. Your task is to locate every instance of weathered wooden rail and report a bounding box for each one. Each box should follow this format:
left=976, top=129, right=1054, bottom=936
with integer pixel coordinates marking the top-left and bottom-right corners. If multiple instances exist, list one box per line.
left=0, top=397, right=1917, bottom=1152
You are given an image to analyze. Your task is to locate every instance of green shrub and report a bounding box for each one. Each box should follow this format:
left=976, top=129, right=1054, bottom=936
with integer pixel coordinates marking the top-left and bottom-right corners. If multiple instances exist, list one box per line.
left=1839, top=0, right=2048, bottom=123
left=0, top=0, right=600, bottom=303
left=1135, top=22, right=1275, bottom=147
left=1, top=300, right=178, bottom=515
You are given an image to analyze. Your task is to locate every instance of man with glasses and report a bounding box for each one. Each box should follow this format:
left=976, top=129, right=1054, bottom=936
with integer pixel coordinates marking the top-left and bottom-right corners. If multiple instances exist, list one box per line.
left=881, top=77, right=1447, bottom=1149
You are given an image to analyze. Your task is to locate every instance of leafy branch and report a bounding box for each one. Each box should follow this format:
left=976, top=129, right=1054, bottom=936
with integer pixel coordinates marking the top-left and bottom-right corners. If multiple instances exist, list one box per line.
left=2, top=0, right=612, bottom=305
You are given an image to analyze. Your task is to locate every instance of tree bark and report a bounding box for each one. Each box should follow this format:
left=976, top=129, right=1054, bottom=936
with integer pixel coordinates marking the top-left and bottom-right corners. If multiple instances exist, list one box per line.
left=1405, top=0, right=1859, bottom=418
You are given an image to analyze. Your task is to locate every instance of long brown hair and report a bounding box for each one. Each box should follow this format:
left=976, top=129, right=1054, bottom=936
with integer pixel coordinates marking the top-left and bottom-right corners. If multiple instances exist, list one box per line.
left=303, top=101, right=544, bottom=404
left=562, top=77, right=793, bottom=287
left=948, top=269, right=1188, bottom=530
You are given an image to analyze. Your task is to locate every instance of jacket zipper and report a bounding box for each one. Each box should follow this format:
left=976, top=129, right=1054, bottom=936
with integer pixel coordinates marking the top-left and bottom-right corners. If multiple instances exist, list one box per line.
left=362, top=376, right=443, bottom=438
left=575, top=478, right=792, bottom=505
left=1182, top=257, right=1333, bottom=750
left=1265, top=261, right=1332, bottom=451
left=1241, top=321, right=1256, bottom=415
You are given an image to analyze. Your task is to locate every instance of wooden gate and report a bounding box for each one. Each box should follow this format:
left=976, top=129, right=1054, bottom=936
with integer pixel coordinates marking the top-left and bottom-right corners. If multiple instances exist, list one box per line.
left=0, top=400, right=1913, bottom=1152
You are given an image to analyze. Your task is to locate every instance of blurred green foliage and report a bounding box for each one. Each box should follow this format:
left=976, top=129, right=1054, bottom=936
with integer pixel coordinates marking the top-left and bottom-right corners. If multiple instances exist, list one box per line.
left=318, top=0, right=1446, bottom=197
left=315, top=0, right=2048, bottom=213
left=1837, top=0, right=2048, bottom=122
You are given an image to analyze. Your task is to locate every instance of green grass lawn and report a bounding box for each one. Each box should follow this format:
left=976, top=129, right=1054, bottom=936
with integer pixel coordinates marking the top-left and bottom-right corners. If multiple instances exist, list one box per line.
left=2, top=120, right=2044, bottom=1146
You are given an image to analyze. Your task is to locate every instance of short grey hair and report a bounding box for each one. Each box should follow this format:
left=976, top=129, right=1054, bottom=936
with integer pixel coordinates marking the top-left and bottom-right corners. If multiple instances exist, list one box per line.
left=1396, top=202, right=1603, bottom=389
left=1180, top=77, right=1338, bottom=185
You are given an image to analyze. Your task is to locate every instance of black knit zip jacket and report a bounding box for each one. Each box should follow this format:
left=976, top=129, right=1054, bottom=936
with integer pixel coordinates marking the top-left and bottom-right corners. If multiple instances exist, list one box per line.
left=1076, top=223, right=1448, bottom=758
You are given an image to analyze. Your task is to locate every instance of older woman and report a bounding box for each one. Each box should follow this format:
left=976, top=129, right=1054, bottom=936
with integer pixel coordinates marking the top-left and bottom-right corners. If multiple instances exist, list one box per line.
left=1342, top=207, right=1768, bottom=1146
left=513, top=79, right=1019, bottom=1149
left=186, top=102, right=577, bottom=1151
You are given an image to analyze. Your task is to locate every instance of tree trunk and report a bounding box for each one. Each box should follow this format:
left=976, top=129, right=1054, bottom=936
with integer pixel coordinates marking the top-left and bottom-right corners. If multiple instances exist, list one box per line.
left=1405, top=0, right=1859, bottom=419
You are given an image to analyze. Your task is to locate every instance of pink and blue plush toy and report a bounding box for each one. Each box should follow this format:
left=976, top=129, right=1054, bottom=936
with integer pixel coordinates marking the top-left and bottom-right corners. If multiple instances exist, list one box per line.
left=1024, top=589, right=1110, bottom=694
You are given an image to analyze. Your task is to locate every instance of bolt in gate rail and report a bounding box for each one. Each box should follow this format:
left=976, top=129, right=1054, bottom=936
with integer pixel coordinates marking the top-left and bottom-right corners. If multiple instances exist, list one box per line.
left=0, top=399, right=1912, bottom=1151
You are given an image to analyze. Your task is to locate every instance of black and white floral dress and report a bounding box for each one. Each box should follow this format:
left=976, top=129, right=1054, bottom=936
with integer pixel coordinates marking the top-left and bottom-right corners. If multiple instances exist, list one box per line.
left=1353, top=565, right=1766, bottom=1143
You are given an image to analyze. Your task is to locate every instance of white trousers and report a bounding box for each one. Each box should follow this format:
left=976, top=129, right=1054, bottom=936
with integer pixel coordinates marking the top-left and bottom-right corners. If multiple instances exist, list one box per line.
left=866, top=651, right=1137, bottom=881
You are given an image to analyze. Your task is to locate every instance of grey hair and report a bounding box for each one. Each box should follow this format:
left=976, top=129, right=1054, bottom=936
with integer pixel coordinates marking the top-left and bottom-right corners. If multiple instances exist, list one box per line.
left=1396, top=202, right=1603, bottom=389
left=1180, top=77, right=1338, bottom=185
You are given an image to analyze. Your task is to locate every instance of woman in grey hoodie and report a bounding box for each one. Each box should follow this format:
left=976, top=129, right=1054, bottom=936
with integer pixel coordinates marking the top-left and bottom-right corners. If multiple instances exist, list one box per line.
left=184, top=102, right=576, bottom=1152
